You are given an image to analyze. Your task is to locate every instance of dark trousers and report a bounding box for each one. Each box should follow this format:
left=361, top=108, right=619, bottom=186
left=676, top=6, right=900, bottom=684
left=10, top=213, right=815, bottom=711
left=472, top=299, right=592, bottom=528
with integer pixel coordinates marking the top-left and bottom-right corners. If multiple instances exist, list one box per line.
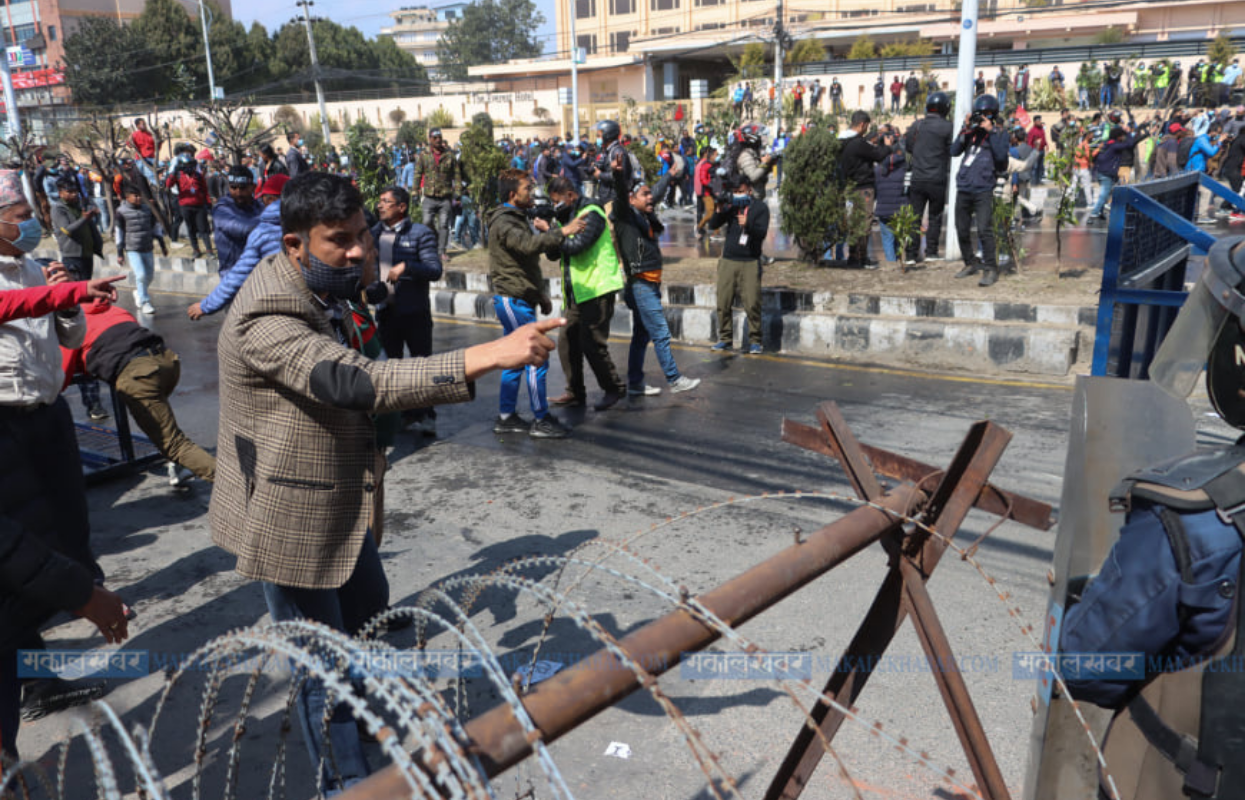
left=907, top=180, right=947, bottom=258
left=0, top=398, right=97, bottom=758
left=377, top=307, right=436, bottom=421
left=61, top=255, right=93, bottom=281
left=180, top=204, right=212, bottom=254
left=956, top=190, right=996, bottom=270
left=559, top=291, right=623, bottom=398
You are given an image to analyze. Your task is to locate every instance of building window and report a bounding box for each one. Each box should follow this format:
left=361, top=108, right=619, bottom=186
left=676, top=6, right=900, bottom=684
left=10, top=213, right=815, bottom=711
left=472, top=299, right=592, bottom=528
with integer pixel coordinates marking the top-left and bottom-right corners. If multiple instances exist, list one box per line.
left=897, top=3, right=935, bottom=11
left=695, top=0, right=720, bottom=6
left=576, top=0, right=596, bottom=17
left=650, top=0, right=678, bottom=11
left=695, top=20, right=725, bottom=29
left=577, top=33, right=598, bottom=55
left=609, top=30, right=631, bottom=52
left=652, top=25, right=680, bottom=34
left=610, top=0, right=635, bottom=13
left=46, top=25, right=55, bottom=41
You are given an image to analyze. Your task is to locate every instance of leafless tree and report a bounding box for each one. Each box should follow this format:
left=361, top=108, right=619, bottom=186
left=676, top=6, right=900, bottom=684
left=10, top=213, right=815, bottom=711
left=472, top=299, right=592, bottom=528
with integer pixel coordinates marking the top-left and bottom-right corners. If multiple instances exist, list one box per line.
left=186, top=100, right=281, bottom=166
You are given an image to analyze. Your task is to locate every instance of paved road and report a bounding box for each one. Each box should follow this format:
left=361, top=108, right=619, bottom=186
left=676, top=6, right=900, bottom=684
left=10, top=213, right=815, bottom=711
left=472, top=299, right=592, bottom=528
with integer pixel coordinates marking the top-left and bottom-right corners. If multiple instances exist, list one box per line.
left=14, top=293, right=1216, bottom=799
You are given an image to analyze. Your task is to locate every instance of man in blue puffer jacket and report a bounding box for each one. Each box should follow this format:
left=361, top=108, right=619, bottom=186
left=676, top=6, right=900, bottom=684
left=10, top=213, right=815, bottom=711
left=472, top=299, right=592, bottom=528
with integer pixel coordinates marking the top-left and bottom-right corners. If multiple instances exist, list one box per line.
left=187, top=175, right=287, bottom=320
left=211, top=165, right=263, bottom=274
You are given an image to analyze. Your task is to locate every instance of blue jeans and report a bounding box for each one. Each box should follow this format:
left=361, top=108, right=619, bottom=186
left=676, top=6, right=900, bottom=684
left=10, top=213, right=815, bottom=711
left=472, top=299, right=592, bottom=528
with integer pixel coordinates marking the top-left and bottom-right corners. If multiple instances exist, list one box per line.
left=136, top=158, right=157, bottom=188
left=1091, top=175, right=1117, bottom=217
left=453, top=208, right=479, bottom=248
left=126, top=250, right=155, bottom=304
left=623, top=279, right=680, bottom=387
left=93, top=197, right=110, bottom=231
left=1078, top=88, right=1090, bottom=109
left=492, top=295, right=548, bottom=419
left=261, top=534, right=388, bottom=796
left=997, top=89, right=1007, bottom=108
left=878, top=218, right=897, bottom=262
left=1099, top=84, right=1113, bottom=107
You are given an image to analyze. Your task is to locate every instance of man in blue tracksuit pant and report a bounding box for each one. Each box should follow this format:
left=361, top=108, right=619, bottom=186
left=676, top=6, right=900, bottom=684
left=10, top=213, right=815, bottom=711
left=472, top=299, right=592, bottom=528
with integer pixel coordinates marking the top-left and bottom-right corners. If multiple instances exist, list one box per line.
left=951, top=95, right=1010, bottom=287
left=484, top=168, right=585, bottom=439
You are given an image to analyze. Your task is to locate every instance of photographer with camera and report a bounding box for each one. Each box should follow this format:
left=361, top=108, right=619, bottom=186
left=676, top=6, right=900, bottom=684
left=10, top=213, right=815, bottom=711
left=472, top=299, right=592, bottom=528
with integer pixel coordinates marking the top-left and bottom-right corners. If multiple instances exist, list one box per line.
left=732, top=123, right=775, bottom=201
left=837, top=111, right=894, bottom=269
left=708, top=175, right=769, bottom=354
left=486, top=169, right=586, bottom=439
left=164, top=144, right=214, bottom=259
left=951, top=94, right=1010, bottom=287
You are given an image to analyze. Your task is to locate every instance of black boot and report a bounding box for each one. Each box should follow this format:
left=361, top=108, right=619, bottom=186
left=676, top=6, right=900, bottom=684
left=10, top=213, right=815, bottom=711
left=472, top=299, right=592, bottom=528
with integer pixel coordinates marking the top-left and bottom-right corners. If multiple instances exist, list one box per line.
left=978, top=268, right=999, bottom=287
left=955, top=263, right=979, bottom=279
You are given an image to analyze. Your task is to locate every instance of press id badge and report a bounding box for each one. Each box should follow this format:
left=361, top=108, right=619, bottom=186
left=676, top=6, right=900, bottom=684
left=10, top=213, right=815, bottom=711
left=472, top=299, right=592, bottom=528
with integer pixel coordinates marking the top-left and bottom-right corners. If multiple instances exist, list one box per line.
left=739, top=232, right=749, bottom=246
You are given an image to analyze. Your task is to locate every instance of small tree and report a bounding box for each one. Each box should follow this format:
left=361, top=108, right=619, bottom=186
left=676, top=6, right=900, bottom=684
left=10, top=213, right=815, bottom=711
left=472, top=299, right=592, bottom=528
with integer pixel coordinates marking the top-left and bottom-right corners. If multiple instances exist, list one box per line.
left=848, top=35, right=877, bottom=61
left=458, top=122, right=510, bottom=233
left=274, top=105, right=304, bottom=132
left=1046, top=125, right=1081, bottom=269
left=887, top=204, right=920, bottom=273
left=471, top=112, right=495, bottom=141
left=1093, top=26, right=1125, bottom=45
left=344, top=118, right=384, bottom=205
left=187, top=100, right=280, bottom=166
left=626, top=142, right=661, bottom=184
left=388, top=108, right=408, bottom=127
left=786, top=38, right=826, bottom=65
left=778, top=124, right=855, bottom=263
left=427, top=107, right=455, bottom=129
left=395, top=119, right=428, bottom=151
left=1209, top=32, right=1235, bottom=67
left=737, top=43, right=769, bottom=81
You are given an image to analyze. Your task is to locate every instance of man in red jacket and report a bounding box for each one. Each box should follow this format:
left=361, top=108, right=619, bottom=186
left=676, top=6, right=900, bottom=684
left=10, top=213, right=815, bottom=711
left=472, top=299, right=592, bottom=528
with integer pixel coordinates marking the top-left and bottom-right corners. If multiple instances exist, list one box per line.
left=694, top=146, right=718, bottom=239
left=1026, top=116, right=1049, bottom=184
left=165, top=146, right=215, bottom=259
left=61, top=298, right=215, bottom=484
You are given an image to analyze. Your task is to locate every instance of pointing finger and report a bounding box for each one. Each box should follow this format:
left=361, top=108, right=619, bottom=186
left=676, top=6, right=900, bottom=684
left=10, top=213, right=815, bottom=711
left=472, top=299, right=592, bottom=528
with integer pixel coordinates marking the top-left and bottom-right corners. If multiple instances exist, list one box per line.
left=533, top=317, right=567, bottom=333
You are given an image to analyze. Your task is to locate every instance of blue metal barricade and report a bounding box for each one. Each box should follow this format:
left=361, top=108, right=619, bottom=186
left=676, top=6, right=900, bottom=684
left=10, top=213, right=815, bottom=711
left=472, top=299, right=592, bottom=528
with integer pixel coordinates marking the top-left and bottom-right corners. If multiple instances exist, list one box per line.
left=1091, top=172, right=1245, bottom=378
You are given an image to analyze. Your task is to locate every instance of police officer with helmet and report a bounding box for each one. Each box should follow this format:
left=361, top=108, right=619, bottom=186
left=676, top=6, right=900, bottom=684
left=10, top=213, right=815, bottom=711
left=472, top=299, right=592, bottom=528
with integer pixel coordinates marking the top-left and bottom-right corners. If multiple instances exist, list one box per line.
left=904, top=91, right=954, bottom=263
left=589, top=120, right=642, bottom=205
left=1060, top=236, right=1245, bottom=800
left=951, top=94, right=1009, bottom=287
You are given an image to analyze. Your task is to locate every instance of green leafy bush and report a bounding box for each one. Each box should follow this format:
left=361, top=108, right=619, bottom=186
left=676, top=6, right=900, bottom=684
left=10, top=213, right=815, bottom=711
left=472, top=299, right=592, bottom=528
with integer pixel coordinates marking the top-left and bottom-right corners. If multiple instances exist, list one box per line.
left=427, top=107, right=455, bottom=130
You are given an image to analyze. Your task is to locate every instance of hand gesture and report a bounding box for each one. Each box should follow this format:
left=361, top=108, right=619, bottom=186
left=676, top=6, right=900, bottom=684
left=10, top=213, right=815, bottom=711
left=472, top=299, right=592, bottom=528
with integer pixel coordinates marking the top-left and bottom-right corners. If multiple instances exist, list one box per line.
left=43, top=262, right=68, bottom=285
left=561, top=217, right=586, bottom=237
left=533, top=217, right=551, bottom=232
left=86, top=275, right=125, bottom=303
left=187, top=302, right=205, bottom=320
left=494, top=317, right=564, bottom=370
left=387, top=262, right=406, bottom=283
left=75, top=585, right=130, bottom=645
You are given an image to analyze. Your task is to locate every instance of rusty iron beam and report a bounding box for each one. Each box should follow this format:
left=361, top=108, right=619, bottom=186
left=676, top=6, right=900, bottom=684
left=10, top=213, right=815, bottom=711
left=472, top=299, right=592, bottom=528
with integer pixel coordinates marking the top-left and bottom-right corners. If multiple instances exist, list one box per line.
left=815, top=402, right=883, bottom=501
left=342, top=483, right=928, bottom=800
left=899, top=558, right=1012, bottom=800
left=781, top=418, right=1055, bottom=531
left=764, top=421, right=1013, bottom=800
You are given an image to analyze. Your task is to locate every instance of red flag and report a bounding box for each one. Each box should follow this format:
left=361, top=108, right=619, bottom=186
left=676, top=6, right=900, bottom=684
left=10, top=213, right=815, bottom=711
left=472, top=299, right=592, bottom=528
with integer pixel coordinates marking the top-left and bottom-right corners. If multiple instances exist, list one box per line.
left=1014, top=105, right=1032, bottom=130
left=674, top=103, right=685, bottom=121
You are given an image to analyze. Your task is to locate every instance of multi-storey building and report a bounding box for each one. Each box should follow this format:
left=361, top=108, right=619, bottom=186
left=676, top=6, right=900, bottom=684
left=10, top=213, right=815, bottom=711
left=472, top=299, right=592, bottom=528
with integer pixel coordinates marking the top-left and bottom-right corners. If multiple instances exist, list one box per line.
left=381, top=3, right=470, bottom=78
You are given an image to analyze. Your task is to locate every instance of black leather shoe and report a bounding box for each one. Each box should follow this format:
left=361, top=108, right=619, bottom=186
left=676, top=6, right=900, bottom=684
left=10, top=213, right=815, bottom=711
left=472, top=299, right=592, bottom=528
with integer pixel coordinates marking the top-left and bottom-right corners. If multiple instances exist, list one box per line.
left=954, top=264, right=979, bottom=279
left=21, top=677, right=106, bottom=721
left=978, top=269, right=999, bottom=287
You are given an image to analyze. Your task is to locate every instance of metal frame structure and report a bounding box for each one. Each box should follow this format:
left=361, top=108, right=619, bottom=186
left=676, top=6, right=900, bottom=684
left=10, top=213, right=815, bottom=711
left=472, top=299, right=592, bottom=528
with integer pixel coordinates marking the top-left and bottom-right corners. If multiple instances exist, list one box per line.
left=73, top=376, right=163, bottom=483
left=342, top=402, right=1054, bottom=800
left=1091, top=172, right=1245, bottom=379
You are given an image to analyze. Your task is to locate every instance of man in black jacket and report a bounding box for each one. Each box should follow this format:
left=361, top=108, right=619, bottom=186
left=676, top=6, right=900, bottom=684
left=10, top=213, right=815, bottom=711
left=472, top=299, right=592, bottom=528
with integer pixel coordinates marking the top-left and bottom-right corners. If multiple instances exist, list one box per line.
left=546, top=177, right=626, bottom=410
left=904, top=92, right=954, bottom=262
left=708, top=175, right=769, bottom=354
left=951, top=95, right=1010, bottom=287
left=837, top=111, right=894, bottom=268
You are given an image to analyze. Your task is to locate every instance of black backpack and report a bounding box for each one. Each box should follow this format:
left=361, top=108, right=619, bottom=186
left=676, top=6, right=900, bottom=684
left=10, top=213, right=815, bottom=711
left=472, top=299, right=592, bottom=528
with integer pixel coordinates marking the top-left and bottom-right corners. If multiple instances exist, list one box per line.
left=1177, top=136, right=1196, bottom=169
left=719, top=140, right=745, bottom=184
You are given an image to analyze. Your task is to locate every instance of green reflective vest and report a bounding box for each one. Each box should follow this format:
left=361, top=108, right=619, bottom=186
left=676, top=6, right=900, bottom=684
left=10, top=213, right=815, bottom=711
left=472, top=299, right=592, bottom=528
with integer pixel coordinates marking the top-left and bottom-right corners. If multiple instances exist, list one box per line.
left=564, top=204, right=624, bottom=304
left=1155, top=66, right=1171, bottom=88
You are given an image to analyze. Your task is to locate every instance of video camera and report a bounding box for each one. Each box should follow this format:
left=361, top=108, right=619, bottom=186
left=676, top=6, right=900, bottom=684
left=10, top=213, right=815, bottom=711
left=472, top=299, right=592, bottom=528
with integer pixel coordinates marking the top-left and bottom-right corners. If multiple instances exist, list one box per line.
left=527, top=189, right=556, bottom=223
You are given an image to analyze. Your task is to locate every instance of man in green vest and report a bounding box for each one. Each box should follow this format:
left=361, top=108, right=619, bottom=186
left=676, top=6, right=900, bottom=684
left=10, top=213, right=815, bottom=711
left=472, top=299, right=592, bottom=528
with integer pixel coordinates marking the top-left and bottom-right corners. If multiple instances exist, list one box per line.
left=546, top=176, right=627, bottom=411
left=1153, top=60, right=1171, bottom=110
left=1133, top=62, right=1150, bottom=106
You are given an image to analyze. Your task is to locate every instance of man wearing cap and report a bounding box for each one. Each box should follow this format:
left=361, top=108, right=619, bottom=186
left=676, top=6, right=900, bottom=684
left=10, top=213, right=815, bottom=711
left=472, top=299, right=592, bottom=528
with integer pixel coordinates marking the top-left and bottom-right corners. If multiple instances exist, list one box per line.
left=212, top=166, right=263, bottom=276
left=188, top=175, right=288, bottom=320
left=0, top=170, right=131, bottom=758
left=413, top=128, right=460, bottom=263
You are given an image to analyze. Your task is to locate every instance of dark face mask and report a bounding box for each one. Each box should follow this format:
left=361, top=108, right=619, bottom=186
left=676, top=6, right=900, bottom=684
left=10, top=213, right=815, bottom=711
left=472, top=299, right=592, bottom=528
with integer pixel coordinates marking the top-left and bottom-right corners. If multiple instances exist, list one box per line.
left=299, top=248, right=364, bottom=300
left=554, top=200, right=574, bottom=224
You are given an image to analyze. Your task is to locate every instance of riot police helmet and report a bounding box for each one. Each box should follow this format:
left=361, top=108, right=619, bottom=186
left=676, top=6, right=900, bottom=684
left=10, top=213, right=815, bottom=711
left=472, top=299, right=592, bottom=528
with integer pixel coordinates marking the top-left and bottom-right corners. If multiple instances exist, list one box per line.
left=926, top=91, right=950, bottom=117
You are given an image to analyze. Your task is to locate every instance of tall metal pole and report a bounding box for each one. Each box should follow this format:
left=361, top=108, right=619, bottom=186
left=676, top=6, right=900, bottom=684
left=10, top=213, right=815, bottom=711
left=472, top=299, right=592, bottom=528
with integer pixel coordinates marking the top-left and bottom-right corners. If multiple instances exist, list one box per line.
left=0, top=55, right=34, bottom=209
left=197, top=0, right=217, bottom=100
left=945, top=0, right=979, bottom=261
left=773, top=0, right=784, bottom=127
left=568, top=0, right=579, bottom=142
left=298, top=0, right=333, bottom=151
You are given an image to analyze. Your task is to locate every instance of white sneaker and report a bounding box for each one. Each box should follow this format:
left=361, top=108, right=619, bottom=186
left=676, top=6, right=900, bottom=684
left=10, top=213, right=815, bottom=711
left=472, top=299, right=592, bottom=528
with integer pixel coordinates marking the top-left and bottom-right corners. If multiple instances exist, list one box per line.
left=141, top=302, right=156, bottom=315
left=669, top=376, right=701, bottom=394
left=166, top=462, right=193, bottom=487
left=627, top=384, right=662, bottom=396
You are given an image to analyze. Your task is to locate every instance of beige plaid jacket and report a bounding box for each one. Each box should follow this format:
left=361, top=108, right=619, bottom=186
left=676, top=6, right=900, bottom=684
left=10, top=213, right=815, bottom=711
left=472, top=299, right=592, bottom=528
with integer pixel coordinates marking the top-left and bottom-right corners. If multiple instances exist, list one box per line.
left=210, top=250, right=472, bottom=589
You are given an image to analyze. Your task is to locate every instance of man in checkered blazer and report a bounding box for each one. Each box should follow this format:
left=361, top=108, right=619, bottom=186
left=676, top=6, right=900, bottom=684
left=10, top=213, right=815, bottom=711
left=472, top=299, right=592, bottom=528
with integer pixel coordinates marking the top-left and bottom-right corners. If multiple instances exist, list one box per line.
left=210, top=172, right=562, bottom=795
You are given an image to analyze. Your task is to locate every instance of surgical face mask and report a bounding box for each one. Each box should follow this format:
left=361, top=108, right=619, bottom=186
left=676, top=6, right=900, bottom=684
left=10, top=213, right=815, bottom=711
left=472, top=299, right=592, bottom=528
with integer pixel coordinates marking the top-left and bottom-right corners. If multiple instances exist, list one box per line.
left=298, top=139, right=305, bottom=147
left=554, top=201, right=574, bottom=223
left=1, top=217, right=44, bottom=253
left=595, top=138, right=603, bottom=148
left=731, top=193, right=752, bottom=208
left=178, top=154, right=192, bottom=165
left=299, top=248, right=364, bottom=300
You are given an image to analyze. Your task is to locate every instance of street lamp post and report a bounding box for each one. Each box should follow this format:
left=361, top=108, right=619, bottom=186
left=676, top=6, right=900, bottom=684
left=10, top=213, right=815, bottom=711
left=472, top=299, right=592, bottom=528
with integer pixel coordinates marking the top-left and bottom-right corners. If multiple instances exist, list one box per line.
left=296, top=0, right=334, bottom=151
left=197, top=0, right=218, bottom=100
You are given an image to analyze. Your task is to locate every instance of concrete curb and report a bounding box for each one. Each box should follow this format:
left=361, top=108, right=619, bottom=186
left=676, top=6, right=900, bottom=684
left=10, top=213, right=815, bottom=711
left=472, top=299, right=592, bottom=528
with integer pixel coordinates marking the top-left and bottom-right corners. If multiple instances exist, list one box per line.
left=77, top=254, right=1086, bottom=377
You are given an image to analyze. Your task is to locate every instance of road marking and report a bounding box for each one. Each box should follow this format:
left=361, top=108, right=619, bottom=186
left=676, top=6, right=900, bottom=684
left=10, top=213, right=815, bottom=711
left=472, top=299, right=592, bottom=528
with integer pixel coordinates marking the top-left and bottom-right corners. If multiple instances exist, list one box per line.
left=436, top=316, right=1075, bottom=393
